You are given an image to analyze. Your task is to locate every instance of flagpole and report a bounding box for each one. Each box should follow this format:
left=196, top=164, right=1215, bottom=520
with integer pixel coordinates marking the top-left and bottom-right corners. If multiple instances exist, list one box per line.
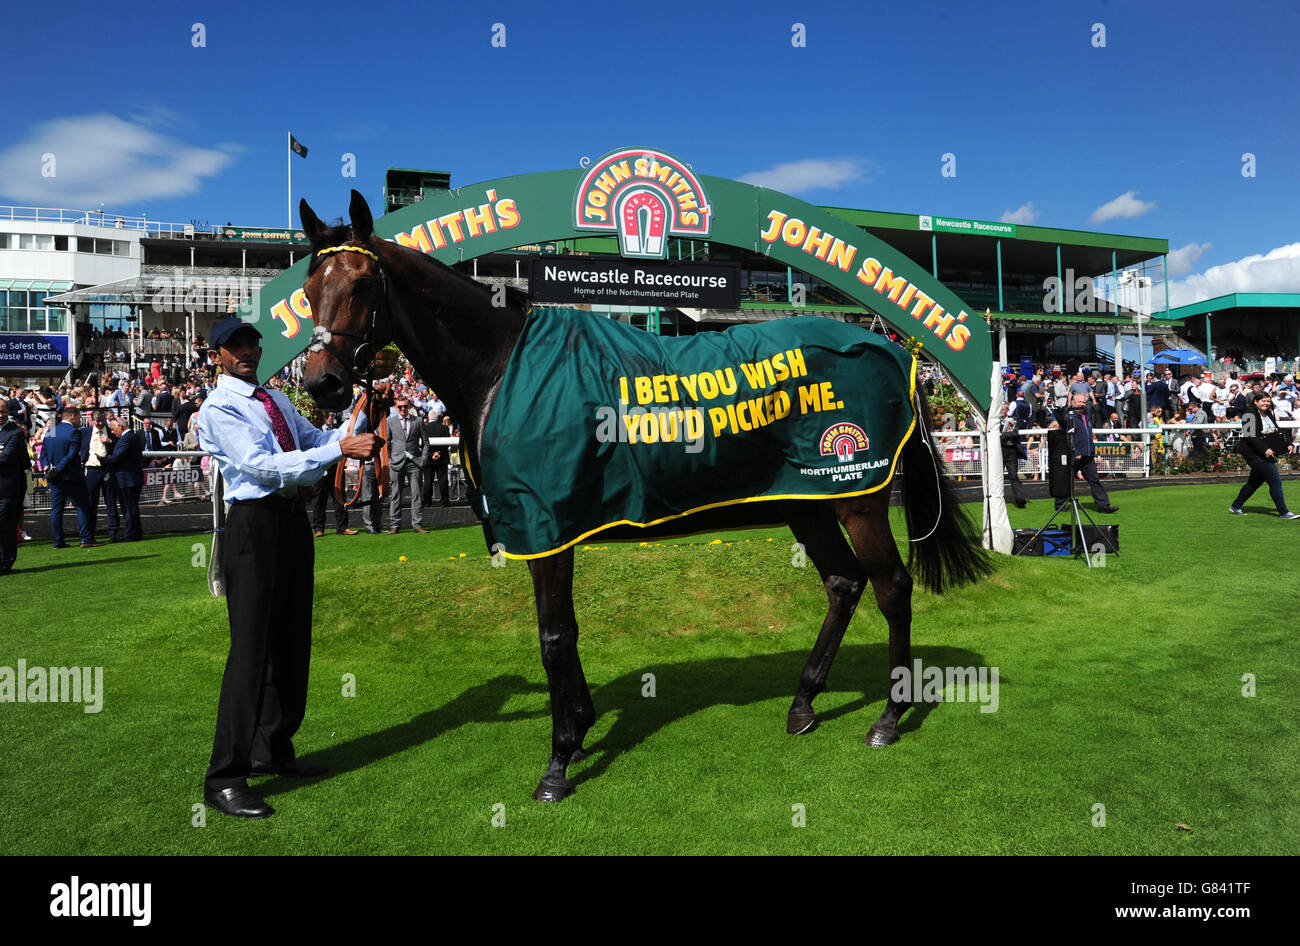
left=287, top=130, right=291, bottom=229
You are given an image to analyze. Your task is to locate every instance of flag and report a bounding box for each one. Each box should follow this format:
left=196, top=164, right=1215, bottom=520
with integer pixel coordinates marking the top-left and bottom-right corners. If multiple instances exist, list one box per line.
left=289, top=134, right=308, bottom=158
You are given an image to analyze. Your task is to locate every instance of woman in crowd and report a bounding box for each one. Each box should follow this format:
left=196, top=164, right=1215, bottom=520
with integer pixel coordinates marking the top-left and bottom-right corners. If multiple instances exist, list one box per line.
left=1229, top=392, right=1298, bottom=518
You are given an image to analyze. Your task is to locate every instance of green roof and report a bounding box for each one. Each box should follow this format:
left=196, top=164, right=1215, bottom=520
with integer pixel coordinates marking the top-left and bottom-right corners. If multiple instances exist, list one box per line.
left=990, top=310, right=1184, bottom=327
left=820, top=205, right=1168, bottom=255
left=1165, top=292, right=1300, bottom=319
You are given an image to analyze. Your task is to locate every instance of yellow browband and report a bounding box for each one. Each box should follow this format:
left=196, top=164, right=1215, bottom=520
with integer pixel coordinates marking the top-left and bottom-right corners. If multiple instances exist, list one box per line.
left=316, top=245, right=380, bottom=261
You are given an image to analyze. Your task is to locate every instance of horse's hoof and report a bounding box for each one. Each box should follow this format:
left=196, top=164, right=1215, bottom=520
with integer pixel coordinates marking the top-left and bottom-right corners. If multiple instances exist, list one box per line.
left=532, top=777, right=574, bottom=803
left=864, top=725, right=899, bottom=747
left=787, top=712, right=816, bottom=735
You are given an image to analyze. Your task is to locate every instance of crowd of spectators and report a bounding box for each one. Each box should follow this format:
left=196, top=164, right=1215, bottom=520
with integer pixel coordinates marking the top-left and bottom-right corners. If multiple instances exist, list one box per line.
left=0, top=347, right=462, bottom=547
left=1000, top=364, right=1299, bottom=470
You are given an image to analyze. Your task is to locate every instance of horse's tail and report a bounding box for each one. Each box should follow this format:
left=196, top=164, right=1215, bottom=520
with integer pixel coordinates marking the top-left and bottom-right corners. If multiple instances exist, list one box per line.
left=899, top=385, right=993, bottom=595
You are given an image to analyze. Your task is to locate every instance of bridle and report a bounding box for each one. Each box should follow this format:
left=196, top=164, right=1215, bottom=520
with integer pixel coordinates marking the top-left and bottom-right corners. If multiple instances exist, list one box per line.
left=307, top=243, right=389, bottom=389
left=307, top=242, right=393, bottom=502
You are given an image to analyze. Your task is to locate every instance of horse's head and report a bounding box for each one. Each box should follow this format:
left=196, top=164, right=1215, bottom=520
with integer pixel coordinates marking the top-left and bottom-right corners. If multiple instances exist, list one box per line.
left=299, top=189, right=391, bottom=411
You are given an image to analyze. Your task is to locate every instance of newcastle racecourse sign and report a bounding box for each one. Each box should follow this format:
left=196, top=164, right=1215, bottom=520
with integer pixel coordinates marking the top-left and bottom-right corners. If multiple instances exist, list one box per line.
left=253, top=148, right=993, bottom=410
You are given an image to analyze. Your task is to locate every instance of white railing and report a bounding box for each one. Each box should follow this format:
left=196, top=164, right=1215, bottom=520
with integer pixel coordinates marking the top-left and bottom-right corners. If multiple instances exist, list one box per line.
left=932, top=421, right=1300, bottom=480
left=0, top=205, right=216, bottom=237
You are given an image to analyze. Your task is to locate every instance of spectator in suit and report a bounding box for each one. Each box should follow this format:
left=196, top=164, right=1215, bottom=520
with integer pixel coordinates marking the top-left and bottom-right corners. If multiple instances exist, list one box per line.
left=105, top=415, right=144, bottom=541
left=108, top=380, right=131, bottom=411
left=6, top=388, right=32, bottom=433
left=134, top=384, right=154, bottom=418
left=420, top=411, right=453, bottom=508
left=153, top=383, right=175, bottom=415
left=175, top=391, right=201, bottom=436
left=386, top=397, right=426, bottom=533
left=159, top=417, right=180, bottom=449
left=41, top=406, right=97, bottom=548
left=0, top=400, right=31, bottom=575
left=82, top=410, right=121, bottom=540
left=139, top=416, right=164, bottom=467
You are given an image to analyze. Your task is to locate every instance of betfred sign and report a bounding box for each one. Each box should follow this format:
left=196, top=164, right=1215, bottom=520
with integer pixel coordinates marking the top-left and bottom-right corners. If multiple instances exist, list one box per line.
left=529, top=258, right=739, bottom=307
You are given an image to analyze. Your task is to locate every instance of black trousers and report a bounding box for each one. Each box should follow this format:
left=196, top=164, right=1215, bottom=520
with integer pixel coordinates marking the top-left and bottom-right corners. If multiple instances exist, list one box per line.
left=311, top=468, right=348, bottom=532
left=85, top=467, right=120, bottom=537
left=1003, top=454, right=1025, bottom=505
left=1074, top=456, right=1110, bottom=507
left=116, top=482, right=142, bottom=540
left=0, top=492, right=21, bottom=573
left=421, top=462, right=450, bottom=506
left=1233, top=457, right=1290, bottom=514
left=206, top=500, right=314, bottom=789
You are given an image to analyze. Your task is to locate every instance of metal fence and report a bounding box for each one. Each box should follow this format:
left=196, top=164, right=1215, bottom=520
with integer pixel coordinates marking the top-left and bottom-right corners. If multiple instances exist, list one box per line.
left=933, top=421, right=1300, bottom=481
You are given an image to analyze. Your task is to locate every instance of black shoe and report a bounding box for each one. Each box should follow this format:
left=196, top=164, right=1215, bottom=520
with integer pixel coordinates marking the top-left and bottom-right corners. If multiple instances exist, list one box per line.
left=110, top=536, right=125, bottom=543
left=52, top=543, right=68, bottom=549
left=1014, top=500, right=1027, bottom=509
left=204, top=783, right=274, bottom=818
left=80, top=541, right=100, bottom=549
left=366, top=529, right=381, bottom=535
left=1097, top=505, right=1119, bottom=514
left=250, top=759, right=328, bottom=778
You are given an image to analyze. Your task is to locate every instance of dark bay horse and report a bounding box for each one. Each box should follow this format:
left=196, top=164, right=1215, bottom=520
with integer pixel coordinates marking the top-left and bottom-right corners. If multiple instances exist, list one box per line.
left=299, top=190, right=991, bottom=802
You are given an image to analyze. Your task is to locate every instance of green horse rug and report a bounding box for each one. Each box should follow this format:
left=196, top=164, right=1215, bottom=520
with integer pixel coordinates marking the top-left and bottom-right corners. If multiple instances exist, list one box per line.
left=477, top=310, right=918, bottom=558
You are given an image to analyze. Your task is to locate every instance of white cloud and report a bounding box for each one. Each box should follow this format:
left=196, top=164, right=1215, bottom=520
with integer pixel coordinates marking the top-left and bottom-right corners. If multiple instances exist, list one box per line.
left=739, top=158, right=870, bottom=195
left=1000, top=202, right=1038, bottom=225
left=0, top=114, right=236, bottom=207
left=1166, top=241, right=1213, bottom=277
left=1089, top=190, right=1157, bottom=224
left=1168, top=243, right=1300, bottom=307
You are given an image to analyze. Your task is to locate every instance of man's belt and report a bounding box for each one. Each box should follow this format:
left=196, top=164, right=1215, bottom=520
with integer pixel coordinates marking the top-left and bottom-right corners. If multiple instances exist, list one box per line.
left=231, top=494, right=307, bottom=514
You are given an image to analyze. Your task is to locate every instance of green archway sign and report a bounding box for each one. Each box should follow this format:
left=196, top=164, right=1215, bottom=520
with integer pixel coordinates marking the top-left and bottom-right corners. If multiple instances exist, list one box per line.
left=253, top=148, right=993, bottom=411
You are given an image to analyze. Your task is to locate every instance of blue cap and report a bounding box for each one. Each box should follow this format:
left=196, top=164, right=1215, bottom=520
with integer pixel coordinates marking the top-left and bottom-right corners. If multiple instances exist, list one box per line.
left=209, top=316, right=262, bottom=349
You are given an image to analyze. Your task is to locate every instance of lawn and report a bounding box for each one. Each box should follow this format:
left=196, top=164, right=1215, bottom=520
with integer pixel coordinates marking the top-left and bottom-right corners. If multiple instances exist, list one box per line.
left=1, top=484, right=1296, bottom=855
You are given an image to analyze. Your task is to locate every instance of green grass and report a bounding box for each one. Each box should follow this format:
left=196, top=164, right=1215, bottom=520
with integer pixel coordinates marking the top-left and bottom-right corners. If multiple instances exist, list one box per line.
left=1, top=484, right=1296, bottom=854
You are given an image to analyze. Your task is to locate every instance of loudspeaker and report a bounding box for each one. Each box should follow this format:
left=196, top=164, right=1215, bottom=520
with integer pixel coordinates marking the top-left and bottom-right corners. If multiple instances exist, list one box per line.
left=1047, top=427, right=1073, bottom=499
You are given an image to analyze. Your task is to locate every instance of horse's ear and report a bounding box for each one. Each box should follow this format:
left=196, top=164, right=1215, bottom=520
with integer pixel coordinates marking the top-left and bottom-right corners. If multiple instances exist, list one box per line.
left=349, top=189, right=374, bottom=242
left=300, top=199, right=326, bottom=246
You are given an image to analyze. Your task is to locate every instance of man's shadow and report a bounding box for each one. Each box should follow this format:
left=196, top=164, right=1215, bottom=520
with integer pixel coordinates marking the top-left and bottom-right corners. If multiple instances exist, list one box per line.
left=259, top=643, right=1000, bottom=797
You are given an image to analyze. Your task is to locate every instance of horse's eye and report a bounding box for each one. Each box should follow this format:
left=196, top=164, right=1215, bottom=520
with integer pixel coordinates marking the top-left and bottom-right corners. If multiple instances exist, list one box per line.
left=351, top=278, right=374, bottom=296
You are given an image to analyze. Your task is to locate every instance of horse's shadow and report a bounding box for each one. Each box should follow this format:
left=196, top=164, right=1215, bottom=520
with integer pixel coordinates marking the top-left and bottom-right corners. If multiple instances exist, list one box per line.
left=261, top=643, right=998, bottom=797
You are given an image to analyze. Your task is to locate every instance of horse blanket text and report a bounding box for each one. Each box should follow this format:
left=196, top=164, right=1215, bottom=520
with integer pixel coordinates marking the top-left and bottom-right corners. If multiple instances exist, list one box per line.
left=478, top=311, right=917, bottom=558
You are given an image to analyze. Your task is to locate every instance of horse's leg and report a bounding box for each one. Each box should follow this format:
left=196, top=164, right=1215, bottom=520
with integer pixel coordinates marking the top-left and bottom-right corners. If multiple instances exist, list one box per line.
left=785, top=502, right=868, bottom=735
left=527, top=548, right=595, bottom=801
left=839, top=494, right=914, bottom=746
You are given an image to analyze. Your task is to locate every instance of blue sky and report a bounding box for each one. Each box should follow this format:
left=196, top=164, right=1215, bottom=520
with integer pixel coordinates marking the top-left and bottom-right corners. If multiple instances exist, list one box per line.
left=3, top=0, right=1297, bottom=305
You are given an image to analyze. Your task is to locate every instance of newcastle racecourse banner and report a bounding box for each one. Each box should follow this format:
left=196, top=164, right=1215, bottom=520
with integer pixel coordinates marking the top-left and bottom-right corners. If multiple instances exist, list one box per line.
left=251, top=147, right=993, bottom=411
left=478, top=311, right=916, bottom=558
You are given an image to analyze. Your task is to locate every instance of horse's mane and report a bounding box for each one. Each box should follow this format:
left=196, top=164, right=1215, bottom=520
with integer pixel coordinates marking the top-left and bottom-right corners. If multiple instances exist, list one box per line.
left=306, top=221, right=531, bottom=313
left=385, top=239, right=534, bottom=314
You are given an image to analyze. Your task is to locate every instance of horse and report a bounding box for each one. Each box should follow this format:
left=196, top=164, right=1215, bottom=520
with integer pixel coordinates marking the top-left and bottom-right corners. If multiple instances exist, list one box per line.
left=298, top=190, right=992, bottom=802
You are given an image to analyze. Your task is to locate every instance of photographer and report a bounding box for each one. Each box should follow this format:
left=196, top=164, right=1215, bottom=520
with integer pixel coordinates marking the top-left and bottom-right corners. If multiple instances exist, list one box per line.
left=1067, top=393, right=1118, bottom=514
left=999, top=403, right=1027, bottom=508
left=1229, top=392, right=1298, bottom=519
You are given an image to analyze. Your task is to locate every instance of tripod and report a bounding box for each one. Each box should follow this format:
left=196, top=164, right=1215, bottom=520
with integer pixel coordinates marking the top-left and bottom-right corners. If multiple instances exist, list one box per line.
left=1016, top=421, right=1117, bottom=567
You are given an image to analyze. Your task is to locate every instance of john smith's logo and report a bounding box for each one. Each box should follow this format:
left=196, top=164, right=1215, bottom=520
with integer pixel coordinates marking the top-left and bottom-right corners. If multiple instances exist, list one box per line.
left=574, top=148, right=712, bottom=259
left=820, top=423, right=869, bottom=462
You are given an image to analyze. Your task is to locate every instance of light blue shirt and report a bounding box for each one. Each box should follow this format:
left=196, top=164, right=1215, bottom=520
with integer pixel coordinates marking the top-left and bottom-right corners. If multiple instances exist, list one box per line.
left=197, top=374, right=344, bottom=501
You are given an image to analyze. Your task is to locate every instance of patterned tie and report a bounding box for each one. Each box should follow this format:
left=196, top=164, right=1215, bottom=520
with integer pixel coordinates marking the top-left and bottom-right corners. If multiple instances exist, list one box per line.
left=254, top=387, right=313, bottom=500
